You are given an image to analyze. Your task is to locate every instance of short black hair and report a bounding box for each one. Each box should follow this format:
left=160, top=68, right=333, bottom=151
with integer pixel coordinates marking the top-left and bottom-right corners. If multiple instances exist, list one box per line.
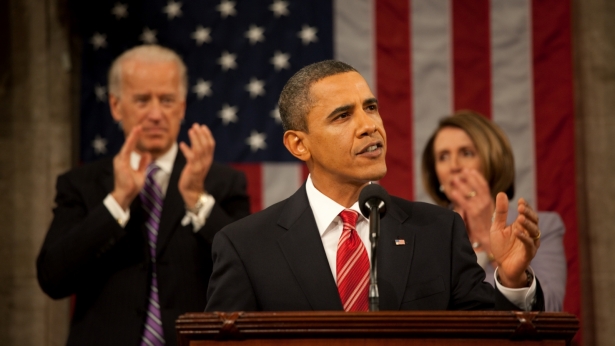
left=278, top=60, right=357, bottom=132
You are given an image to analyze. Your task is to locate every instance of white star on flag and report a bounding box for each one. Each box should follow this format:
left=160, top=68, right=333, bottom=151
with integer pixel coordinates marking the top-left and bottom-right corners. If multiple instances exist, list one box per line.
left=192, top=79, right=212, bottom=99
left=245, top=78, right=265, bottom=99
left=111, top=3, right=128, bottom=19
left=269, top=0, right=289, bottom=17
left=94, top=85, right=107, bottom=102
left=163, top=0, right=182, bottom=19
left=92, top=135, right=108, bottom=155
left=271, top=106, right=282, bottom=124
left=140, top=27, right=157, bottom=44
left=246, top=130, right=267, bottom=152
left=90, top=33, right=107, bottom=50
left=191, top=26, right=211, bottom=46
left=270, top=51, right=290, bottom=71
left=216, top=0, right=237, bottom=18
left=245, top=25, right=265, bottom=45
left=218, top=104, right=238, bottom=125
left=217, top=51, right=237, bottom=71
left=297, top=25, right=318, bottom=45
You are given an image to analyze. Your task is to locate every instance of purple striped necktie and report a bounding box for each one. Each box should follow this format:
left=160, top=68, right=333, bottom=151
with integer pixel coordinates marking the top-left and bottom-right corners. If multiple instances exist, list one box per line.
left=140, top=164, right=165, bottom=346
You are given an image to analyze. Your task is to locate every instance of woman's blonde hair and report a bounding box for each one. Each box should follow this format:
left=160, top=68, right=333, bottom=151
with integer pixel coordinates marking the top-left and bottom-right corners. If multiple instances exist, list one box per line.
left=421, top=110, right=515, bottom=206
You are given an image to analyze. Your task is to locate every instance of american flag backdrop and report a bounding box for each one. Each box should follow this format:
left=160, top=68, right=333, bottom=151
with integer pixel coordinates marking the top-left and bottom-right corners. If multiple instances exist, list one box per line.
left=75, top=0, right=580, bottom=341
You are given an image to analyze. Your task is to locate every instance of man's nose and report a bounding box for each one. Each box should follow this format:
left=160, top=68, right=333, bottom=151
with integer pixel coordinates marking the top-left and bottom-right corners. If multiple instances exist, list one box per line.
left=356, top=110, right=377, bottom=136
left=147, top=100, right=163, bottom=119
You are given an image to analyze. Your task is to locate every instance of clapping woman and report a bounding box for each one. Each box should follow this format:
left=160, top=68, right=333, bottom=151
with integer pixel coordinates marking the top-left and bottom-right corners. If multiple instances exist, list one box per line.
left=421, top=110, right=566, bottom=311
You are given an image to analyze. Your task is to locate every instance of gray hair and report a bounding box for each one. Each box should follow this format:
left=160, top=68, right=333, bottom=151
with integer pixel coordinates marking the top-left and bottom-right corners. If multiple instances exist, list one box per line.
left=278, top=60, right=357, bottom=132
left=107, top=44, right=188, bottom=99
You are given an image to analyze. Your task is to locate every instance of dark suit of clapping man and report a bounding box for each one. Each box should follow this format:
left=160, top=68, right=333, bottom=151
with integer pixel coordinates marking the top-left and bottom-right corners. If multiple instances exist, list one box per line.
left=37, top=45, right=250, bottom=346
left=205, top=60, right=544, bottom=312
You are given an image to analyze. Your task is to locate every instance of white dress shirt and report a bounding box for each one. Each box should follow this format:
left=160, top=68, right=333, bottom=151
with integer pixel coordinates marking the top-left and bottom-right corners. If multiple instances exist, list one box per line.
left=103, top=143, right=215, bottom=232
left=304, top=175, right=537, bottom=311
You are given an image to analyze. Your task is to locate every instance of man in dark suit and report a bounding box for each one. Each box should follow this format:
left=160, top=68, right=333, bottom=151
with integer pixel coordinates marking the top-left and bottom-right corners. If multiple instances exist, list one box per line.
left=206, top=60, right=543, bottom=312
left=37, top=45, right=250, bottom=346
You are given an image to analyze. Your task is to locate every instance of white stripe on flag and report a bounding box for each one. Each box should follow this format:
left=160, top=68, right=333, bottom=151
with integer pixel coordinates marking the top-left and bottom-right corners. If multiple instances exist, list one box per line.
left=262, top=163, right=303, bottom=208
left=334, top=0, right=376, bottom=92
left=411, top=0, right=453, bottom=202
left=490, top=0, right=537, bottom=208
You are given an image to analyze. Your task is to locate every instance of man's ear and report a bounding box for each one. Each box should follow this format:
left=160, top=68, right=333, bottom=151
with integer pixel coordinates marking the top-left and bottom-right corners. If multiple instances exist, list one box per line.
left=109, top=94, right=123, bottom=123
left=283, top=130, right=310, bottom=162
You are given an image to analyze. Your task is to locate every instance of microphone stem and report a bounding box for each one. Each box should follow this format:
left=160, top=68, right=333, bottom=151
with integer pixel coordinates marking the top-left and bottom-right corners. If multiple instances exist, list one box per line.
left=368, top=206, right=379, bottom=312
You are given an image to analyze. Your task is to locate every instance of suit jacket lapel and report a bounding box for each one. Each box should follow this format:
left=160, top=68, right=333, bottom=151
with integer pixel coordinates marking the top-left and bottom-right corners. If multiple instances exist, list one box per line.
left=156, top=151, right=186, bottom=256
left=376, top=201, right=415, bottom=310
left=276, top=185, right=343, bottom=311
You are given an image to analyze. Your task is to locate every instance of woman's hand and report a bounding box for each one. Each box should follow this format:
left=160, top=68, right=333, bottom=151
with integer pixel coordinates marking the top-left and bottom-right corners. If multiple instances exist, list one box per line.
left=446, top=169, right=495, bottom=254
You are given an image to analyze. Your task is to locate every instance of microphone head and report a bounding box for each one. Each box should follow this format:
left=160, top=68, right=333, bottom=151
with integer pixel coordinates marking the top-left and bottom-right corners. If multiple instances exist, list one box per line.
left=359, top=183, right=391, bottom=218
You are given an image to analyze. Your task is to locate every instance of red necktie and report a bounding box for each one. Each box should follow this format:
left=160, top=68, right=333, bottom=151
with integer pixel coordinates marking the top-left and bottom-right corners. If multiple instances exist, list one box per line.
left=336, top=209, right=370, bottom=312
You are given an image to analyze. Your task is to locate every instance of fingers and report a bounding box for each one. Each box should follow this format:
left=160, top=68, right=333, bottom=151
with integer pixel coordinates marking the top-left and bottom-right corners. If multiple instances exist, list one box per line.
left=514, top=198, right=541, bottom=242
left=119, top=126, right=142, bottom=159
left=491, top=192, right=509, bottom=231
left=184, top=123, right=215, bottom=163
left=447, top=176, right=475, bottom=205
left=138, top=152, right=152, bottom=173
left=449, top=170, right=493, bottom=215
left=517, top=198, right=539, bottom=224
left=449, top=170, right=482, bottom=199
left=514, top=225, right=540, bottom=252
left=179, top=141, right=194, bottom=162
left=464, top=169, right=490, bottom=193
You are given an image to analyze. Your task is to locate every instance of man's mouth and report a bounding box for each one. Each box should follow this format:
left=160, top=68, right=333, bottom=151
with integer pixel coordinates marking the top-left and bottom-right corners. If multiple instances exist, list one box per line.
left=357, top=141, right=384, bottom=155
left=365, top=145, right=379, bottom=152
left=142, top=127, right=167, bottom=134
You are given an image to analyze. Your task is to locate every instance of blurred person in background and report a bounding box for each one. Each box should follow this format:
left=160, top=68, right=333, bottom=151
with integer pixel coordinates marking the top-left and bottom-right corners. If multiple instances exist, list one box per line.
left=36, top=45, right=250, bottom=346
left=421, top=110, right=566, bottom=311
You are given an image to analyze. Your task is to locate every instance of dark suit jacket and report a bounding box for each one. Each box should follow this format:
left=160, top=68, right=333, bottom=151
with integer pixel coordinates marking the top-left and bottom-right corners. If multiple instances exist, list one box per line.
left=37, top=151, right=250, bottom=346
left=206, top=184, right=543, bottom=312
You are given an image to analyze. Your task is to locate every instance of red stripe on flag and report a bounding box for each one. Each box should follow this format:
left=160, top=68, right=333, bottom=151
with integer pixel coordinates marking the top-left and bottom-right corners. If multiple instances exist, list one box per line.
left=376, top=0, right=413, bottom=200
left=452, top=0, right=492, bottom=118
left=230, top=163, right=262, bottom=214
left=531, top=0, right=580, bottom=338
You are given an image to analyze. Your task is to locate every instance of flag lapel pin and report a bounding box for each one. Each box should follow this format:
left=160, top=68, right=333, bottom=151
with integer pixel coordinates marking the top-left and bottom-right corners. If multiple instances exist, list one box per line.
left=395, top=238, right=406, bottom=246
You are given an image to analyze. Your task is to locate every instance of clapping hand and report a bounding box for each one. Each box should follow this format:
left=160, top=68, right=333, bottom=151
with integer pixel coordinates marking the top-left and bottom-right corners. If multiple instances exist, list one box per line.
left=447, top=169, right=494, bottom=253
left=111, top=126, right=151, bottom=210
left=490, top=193, right=541, bottom=288
left=178, top=123, right=215, bottom=208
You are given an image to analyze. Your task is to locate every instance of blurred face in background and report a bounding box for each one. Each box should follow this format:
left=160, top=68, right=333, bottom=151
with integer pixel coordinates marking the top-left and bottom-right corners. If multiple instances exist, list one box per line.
left=433, top=126, right=482, bottom=199
left=110, top=59, right=186, bottom=158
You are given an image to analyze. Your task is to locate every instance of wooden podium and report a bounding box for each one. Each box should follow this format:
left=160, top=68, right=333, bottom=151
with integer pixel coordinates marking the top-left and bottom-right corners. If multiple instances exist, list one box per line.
left=176, top=311, right=579, bottom=346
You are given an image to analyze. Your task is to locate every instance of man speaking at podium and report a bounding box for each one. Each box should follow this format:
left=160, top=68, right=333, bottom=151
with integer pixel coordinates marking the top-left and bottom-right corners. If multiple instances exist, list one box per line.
left=206, top=60, right=544, bottom=312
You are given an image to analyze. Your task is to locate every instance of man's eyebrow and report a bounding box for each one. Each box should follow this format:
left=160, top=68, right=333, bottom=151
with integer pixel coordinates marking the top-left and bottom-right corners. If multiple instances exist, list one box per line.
left=363, top=98, right=378, bottom=106
left=326, top=104, right=353, bottom=120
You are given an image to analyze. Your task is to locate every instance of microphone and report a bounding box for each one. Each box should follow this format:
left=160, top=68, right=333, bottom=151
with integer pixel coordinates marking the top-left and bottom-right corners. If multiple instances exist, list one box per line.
left=359, top=183, right=390, bottom=219
left=358, top=183, right=391, bottom=312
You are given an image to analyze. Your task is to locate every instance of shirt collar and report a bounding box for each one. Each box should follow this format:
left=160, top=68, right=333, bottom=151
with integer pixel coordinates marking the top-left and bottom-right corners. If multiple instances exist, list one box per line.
left=305, top=175, right=366, bottom=237
left=130, top=142, right=178, bottom=175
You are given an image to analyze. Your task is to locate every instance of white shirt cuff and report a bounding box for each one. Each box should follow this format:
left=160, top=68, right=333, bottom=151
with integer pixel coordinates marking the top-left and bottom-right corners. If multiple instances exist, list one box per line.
left=494, top=266, right=537, bottom=311
left=181, top=193, right=215, bottom=232
left=103, top=194, right=130, bottom=227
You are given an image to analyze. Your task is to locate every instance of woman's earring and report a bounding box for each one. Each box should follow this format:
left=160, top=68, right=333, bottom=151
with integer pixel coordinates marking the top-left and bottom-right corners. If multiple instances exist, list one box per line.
left=439, top=185, right=445, bottom=192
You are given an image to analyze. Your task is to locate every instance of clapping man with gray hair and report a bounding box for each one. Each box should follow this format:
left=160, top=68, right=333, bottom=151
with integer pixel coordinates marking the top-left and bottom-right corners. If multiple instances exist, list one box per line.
left=37, top=45, right=249, bottom=346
